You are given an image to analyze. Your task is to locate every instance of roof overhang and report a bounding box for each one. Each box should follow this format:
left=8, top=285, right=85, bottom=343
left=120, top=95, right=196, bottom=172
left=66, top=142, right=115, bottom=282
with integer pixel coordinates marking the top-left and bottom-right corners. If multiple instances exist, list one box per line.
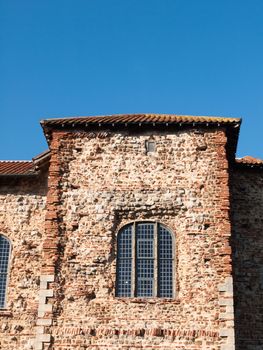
left=235, top=156, right=263, bottom=170
left=40, top=114, right=241, bottom=159
left=2, top=115, right=263, bottom=176
left=0, top=150, right=50, bottom=177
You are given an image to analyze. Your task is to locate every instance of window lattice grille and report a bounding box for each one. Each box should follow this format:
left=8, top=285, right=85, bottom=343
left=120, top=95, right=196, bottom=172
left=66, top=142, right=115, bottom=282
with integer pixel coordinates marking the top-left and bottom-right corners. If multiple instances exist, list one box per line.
left=158, top=225, right=173, bottom=297
left=116, top=222, right=174, bottom=298
left=116, top=225, right=132, bottom=297
left=0, top=236, right=10, bottom=308
left=136, top=223, right=154, bottom=297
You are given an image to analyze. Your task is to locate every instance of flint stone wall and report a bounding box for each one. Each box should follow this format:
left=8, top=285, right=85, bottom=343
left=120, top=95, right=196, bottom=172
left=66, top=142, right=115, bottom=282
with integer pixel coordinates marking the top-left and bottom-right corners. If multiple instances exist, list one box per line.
left=0, top=175, right=47, bottom=349
left=44, top=128, right=233, bottom=350
left=231, top=169, right=263, bottom=350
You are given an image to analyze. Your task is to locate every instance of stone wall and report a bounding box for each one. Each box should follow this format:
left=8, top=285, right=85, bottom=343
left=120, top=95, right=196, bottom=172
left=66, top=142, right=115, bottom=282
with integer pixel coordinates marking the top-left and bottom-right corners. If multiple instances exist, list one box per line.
left=231, top=168, right=263, bottom=350
left=40, top=127, right=234, bottom=350
left=0, top=174, right=47, bottom=350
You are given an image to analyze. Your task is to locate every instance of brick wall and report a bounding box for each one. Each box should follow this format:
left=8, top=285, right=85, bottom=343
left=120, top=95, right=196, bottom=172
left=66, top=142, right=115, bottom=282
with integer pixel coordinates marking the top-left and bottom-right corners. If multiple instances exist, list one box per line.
left=0, top=175, right=47, bottom=349
left=39, top=127, right=234, bottom=350
left=231, top=168, right=263, bottom=350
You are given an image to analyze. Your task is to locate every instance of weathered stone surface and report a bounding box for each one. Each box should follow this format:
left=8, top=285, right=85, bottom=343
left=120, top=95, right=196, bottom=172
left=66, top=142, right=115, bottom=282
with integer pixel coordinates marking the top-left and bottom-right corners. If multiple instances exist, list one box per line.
left=1, top=121, right=260, bottom=350
left=231, top=169, right=263, bottom=350
left=39, top=128, right=233, bottom=349
left=0, top=175, right=47, bottom=349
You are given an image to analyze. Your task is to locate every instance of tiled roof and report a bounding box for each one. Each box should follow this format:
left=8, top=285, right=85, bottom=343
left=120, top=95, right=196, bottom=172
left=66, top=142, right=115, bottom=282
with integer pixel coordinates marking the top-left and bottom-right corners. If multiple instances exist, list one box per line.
left=0, top=161, right=35, bottom=175
left=40, top=114, right=241, bottom=156
left=0, top=150, right=50, bottom=176
left=32, top=149, right=50, bottom=165
left=41, top=114, right=241, bottom=127
left=236, top=156, right=263, bottom=167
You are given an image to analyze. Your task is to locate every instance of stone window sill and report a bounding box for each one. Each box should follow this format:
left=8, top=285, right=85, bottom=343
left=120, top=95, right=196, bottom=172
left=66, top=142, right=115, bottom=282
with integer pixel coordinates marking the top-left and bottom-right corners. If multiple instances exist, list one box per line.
left=0, top=309, right=12, bottom=317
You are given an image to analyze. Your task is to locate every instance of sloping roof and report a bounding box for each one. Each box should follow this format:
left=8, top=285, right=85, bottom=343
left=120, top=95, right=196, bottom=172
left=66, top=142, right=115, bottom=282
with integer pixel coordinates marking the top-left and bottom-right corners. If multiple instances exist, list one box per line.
left=1, top=115, right=250, bottom=176
left=236, top=156, right=263, bottom=168
left=32, top=149, right=50, bottom=167
left=41, top=114, right=241, bottom=127
left=40, top=114, right=241, bottom=158
left=0, top=161, right=35, bottom=175
left=0, top=150, right=50, bottom=176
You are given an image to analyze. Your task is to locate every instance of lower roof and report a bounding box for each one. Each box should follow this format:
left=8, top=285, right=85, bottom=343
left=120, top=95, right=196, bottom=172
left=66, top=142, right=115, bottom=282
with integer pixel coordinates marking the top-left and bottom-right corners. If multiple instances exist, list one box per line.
left=236, top=156, right=263, bottom=168
left=0, top=150, right=50, bottom=176
left=0, top=161, right=35, bottom=175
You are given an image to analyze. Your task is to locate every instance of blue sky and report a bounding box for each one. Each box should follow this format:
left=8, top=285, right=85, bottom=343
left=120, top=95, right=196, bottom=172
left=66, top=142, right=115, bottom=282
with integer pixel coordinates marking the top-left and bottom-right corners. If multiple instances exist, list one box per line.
left=0, top=0, right=262, bottom=160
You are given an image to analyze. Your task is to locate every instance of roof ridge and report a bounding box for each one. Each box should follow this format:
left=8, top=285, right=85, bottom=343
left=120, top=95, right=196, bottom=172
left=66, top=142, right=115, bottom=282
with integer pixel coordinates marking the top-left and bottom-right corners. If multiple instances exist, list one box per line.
left=41, top=113, right=241, bottom=123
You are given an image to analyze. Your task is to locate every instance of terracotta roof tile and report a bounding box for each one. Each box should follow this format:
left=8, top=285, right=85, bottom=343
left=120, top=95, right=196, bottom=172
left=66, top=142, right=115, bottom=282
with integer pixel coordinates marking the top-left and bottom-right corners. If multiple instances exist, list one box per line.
left=40, top=114, right=241, bottom=157
left=41, top=114, right=241, bottom=127
left=236, top=156, right=263, bottom=166
left=0, top=161, right=35, bottom=175
left=0, top=150, right=51, bottom=176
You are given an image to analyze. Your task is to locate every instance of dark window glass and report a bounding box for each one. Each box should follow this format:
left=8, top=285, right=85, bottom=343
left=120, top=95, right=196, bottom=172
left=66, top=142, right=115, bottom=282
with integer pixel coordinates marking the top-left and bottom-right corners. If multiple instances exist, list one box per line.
left=158, top=225, right=173, bottom=297
left=116, top=225, right=132, bottom=297
left=0, top=236, right=10, bottom=308
left=116, top=222, right=174, bottom=298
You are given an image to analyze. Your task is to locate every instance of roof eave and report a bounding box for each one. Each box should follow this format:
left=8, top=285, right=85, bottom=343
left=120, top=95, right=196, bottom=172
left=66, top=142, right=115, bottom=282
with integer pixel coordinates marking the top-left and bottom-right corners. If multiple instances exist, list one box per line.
left=40, top=115, right=242, bottom=154
left=0, top=172, right=39, bottom=178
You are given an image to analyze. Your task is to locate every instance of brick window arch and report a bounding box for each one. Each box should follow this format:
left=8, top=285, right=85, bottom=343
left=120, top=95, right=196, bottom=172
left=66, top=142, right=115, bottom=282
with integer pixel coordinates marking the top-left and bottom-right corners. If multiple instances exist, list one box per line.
left=116, top=222, right=174, bottom=298
left=0, top=235, right=11, bottom=308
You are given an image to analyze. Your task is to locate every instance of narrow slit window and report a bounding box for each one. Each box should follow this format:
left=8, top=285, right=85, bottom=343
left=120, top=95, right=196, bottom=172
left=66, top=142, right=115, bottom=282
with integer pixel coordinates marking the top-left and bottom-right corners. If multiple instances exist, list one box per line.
left=145, top=140, right=156, bottom=153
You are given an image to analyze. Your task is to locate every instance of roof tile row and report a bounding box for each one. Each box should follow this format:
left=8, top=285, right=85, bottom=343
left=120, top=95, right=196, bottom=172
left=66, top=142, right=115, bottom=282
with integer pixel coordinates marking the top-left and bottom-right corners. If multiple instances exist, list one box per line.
left=41, top=114, right=241, bottom=127
left=236, top=156, right=263, bottom=166
left=0, top=161, right=35, bottom=175
left=1, top=115, right=262, bottom=175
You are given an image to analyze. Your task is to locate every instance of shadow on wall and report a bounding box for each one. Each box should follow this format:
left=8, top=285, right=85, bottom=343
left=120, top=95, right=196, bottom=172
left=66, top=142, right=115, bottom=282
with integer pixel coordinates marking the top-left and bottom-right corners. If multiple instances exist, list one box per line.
left=0, top=174, right=48, bottom=196
left=231, top=169, right=263, bottom=350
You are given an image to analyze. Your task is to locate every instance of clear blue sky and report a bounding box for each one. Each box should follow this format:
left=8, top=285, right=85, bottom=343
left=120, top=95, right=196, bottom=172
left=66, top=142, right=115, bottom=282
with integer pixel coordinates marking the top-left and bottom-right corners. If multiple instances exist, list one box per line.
left=0, top=0, right=262, bottom=160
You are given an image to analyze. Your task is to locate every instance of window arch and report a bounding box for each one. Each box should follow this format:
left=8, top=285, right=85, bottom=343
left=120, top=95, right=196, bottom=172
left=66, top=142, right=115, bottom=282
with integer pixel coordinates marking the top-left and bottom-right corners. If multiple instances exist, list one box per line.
left=116, top=222, right=174, bottom=298
left=0, top=235, right=11, bottom=308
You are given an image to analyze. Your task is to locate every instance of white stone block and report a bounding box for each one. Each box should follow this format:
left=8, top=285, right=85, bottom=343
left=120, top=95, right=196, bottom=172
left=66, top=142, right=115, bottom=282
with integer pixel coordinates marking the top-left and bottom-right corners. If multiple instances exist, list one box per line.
left=218, top=276, right=233, bottom=296
left=219, top=328, right=233, bottom=338
left=37, top=318, right=52, bottom=326
left=35, top=333, right=51, bottom=342
left=40, top=275, right=54, bottom=283
left=36, top=326, right=44, bottom=334
left=221, top=344, right=235, bottom=350
left=37, top=311, right=44, bottom=318
left=39, top=289, right=54, bottom=298
left=219, top=312, right=234, bottom=320
left=38, top=304, right=52, bottom=313
left=40, top=281, right=48, bottom=289
left=34, top=341, right=43, bottom=350
left=219, top=298, right=233, bottom=306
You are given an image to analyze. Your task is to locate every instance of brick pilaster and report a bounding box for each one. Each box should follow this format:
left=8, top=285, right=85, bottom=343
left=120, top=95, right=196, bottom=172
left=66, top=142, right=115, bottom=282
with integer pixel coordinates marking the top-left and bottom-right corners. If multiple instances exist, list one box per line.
left=34, top=132, right=64, bottom=350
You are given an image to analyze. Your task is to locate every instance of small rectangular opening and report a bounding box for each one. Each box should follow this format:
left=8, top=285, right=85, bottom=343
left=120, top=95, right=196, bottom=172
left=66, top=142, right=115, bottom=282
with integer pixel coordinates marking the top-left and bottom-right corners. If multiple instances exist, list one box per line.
left=145, top=140, right=156, bottom=153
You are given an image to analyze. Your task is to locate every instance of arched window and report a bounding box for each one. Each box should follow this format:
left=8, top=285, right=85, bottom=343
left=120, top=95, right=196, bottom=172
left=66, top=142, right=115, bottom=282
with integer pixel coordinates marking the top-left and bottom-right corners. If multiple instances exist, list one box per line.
left=0, top=235, right=11, bottom=308
left=116, top=222, right=174, bottom=298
